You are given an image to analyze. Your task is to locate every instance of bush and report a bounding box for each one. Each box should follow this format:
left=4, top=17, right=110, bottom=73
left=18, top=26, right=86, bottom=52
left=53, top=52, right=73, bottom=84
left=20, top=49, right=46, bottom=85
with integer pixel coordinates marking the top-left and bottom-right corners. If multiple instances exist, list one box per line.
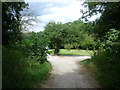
left=21, top=32, right=48, bottom=64
left=2, top=47, right=52, bottom=88
left=2, top=47, right=29, bottom=88
left=91, top=45, right=120, bottom=88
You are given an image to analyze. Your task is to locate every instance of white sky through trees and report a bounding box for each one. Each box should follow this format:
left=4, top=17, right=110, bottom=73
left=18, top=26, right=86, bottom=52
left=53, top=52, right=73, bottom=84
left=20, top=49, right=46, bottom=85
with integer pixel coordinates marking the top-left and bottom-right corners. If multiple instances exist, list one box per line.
left=24, top=0, right=101, bottom=32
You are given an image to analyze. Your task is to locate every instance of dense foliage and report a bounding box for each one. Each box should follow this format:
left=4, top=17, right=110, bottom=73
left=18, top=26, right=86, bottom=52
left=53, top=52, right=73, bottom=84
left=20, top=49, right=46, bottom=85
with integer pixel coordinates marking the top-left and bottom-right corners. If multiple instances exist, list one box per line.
left=2, top=2, right=28, bottom=46
left=3, top=47, right=51, bottom=88
left=43, top=21, right=64, bottom=54
left=43, top=20, right=96, bottom=54
left=82, top=2, right=120, bottom=37
left=2, top=2, right=51, bottom=88
left=81, top=2, right=120, bottom=88
left=21, top=32, right=48, bottom=64
left=91, top=47, right=120, bottom=88
left=2, top=1, right=120, bottom=88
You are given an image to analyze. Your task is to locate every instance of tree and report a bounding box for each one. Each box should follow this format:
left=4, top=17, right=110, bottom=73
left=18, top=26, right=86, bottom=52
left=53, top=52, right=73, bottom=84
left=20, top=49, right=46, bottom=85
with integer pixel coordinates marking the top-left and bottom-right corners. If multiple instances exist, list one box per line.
left=43, top=20, right=96, bottom=52
left=64, top=20, right=95, bottom=49
left=81, top=2, right=120, bottom=38
left=2, top=2, right=28, bottom=46
left=21, top=32, right=48, bottom=64
left=43, top=21, right=65, bottom=54
left=81, top=2, right=120, bottom=87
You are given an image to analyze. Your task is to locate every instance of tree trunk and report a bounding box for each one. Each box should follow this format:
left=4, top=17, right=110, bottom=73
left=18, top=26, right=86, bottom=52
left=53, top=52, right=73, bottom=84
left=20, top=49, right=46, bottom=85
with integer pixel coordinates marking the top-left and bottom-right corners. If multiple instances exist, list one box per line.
left=54, top=48, right=60, bottom=55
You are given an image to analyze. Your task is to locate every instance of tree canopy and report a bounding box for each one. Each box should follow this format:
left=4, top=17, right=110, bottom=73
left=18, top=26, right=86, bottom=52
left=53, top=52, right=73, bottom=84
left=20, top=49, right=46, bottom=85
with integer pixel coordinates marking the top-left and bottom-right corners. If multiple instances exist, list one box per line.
left=81, top=2, right=120, bottom=37
left=2, top=2, right=28, bottom=46
left=43, top=20, right=95, bottom=54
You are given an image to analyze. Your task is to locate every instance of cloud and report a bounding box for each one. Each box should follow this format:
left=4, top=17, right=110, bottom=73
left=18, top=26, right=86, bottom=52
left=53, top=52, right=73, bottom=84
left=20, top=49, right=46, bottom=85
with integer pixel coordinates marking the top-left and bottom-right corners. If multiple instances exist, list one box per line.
left=25, top=0, right=84, bottom=32
left=26, top=0, right=81, bottom=3
left=88, top=13, right=101, bottom=21
left=24, top=0, right=100, bottom=32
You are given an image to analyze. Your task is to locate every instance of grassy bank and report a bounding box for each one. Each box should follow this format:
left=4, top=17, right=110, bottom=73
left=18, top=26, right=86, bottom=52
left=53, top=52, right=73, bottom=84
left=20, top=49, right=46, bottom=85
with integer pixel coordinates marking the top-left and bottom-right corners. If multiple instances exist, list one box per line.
left=26, top=60, right=52, bottom=88
left=80, top=59, right=97, bottom=77
left=80, top=49, right=120, bottom=88
left=49, top=49, right=93, bottom=56
left=29, top=61, right=52, bottom=88
left=3, top=48, right=52, bottom=88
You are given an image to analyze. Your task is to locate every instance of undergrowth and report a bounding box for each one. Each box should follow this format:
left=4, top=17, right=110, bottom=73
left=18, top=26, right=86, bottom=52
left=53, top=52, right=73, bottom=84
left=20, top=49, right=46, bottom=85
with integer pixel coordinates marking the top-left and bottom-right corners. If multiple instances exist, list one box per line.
left=2, top=47, right=52, bottom=88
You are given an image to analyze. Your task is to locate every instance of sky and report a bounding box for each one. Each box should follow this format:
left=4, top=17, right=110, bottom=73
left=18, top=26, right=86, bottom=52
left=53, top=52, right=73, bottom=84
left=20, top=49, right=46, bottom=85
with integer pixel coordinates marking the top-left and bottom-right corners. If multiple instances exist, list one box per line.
left=24, top=0, right=101, bottom=32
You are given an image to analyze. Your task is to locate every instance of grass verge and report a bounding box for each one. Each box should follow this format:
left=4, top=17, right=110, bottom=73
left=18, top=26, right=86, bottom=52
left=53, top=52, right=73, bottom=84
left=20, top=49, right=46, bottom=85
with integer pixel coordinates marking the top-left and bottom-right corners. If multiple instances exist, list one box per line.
left=48, top=49, right=93, bottom=56
left=3, top=48, right=52, bottom=88
left=80, top=49, right=120, bottom=88
left=80, top=59, right=97, bottom=77
left=26, top=59, right=52, bottom=88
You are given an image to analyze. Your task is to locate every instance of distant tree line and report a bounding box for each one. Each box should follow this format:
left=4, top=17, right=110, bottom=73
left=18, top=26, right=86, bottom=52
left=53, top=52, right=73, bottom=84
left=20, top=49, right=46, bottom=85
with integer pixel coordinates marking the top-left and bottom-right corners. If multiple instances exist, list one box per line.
left=43, top=20, right=96, bottom=54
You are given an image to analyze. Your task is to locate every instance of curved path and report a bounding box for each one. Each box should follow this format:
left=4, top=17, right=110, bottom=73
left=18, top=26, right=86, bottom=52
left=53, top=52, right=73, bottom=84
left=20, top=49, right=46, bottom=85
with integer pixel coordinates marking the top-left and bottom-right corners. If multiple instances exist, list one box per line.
left=42, top=55, right=99, bottom=88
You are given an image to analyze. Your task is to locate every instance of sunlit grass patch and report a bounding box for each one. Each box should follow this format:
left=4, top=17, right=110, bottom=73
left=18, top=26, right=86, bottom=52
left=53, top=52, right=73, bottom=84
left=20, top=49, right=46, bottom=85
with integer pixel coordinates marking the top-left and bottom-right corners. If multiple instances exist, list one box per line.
left=48, top=49, right=93, bottom=56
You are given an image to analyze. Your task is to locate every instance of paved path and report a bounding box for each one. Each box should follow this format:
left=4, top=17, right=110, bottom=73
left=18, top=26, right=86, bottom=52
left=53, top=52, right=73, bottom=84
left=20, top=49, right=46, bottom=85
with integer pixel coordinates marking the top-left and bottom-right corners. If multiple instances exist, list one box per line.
left=42, top=55, right=99, bottom=88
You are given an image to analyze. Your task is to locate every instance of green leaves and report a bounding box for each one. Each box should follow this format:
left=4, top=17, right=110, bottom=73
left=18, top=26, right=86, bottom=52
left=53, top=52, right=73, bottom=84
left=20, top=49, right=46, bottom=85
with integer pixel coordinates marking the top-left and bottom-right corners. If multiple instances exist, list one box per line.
left=43, top=20, right=96, bottom=51
left=82, top=2, right=120, bottom=37
left=44, top=21, right=65, bottom=54
left=2, top=2, right=28, bottom=46
left=21, top=32, right=48, bottom=64
left=105, top=29, right=119, bottom=42
left=99, top=29, right=120, bottom=51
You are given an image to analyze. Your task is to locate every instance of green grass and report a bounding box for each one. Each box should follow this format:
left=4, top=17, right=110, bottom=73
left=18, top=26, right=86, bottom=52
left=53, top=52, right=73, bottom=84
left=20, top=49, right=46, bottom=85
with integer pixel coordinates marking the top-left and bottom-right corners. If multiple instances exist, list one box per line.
left=80, top=59, right=97, bottom=75
left=26, top=60, right=52, bottom=88
left=90, top=50, right=120, bottom=88
left=80, top=59, right=100, bottom=87
left=80, top=59, right=92, bottom=67
left=80, top=49, right=120, bottom=88
left=3, top=48, right=52, bottom=88
left=48, top=49, right=93, bottom=56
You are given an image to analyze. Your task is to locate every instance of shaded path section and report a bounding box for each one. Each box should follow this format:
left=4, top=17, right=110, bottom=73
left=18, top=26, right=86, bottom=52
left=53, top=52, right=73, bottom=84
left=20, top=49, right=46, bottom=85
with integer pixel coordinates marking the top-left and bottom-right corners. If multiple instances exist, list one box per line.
left=42, top=55, right=99, bottom=88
